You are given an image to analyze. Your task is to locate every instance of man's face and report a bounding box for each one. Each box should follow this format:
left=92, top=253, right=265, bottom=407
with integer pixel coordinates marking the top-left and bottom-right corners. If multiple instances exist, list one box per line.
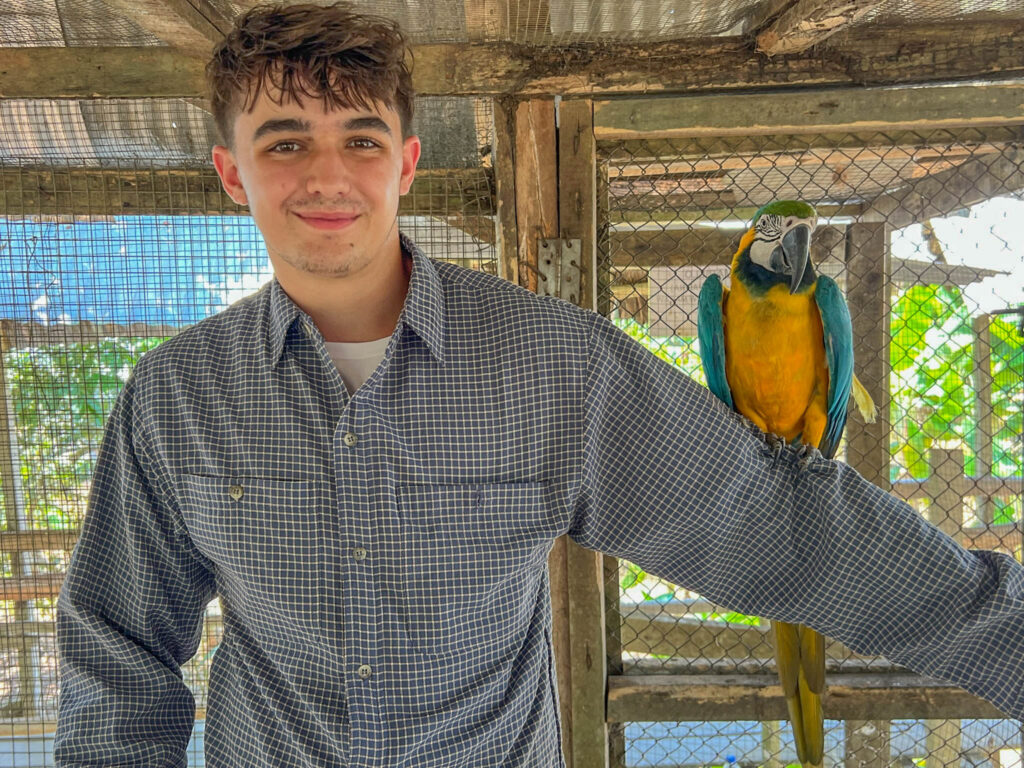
left=212, top=84, right=420, bottom=283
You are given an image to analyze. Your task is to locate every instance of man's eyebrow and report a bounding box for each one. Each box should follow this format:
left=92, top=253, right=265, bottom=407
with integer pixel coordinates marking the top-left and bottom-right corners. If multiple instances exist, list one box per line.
left=252, top=118, right=312, bottom=143
left=344, top=116, right=391, bottom=135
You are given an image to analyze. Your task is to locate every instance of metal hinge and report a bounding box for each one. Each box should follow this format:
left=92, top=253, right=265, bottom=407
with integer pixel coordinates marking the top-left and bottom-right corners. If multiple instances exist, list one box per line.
left=537, top=238, right=582, bottom=304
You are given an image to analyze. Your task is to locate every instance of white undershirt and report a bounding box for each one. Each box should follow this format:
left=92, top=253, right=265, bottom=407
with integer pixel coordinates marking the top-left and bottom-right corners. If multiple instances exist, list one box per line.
left=323, top=337, right=392, bottom=395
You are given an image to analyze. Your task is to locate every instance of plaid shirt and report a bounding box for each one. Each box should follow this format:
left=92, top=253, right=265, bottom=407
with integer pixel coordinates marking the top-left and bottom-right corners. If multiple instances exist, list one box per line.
left=57, top=235, right=1024, bottom=767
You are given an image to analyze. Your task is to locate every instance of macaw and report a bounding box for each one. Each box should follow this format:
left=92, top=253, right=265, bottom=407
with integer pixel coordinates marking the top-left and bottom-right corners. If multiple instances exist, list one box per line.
left=696, top=200, right=876, bottom=768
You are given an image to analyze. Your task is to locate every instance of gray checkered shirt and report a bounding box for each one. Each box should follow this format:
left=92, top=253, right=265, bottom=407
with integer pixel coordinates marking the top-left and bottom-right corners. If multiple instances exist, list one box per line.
left=56, top=235, right=1023, bottom=767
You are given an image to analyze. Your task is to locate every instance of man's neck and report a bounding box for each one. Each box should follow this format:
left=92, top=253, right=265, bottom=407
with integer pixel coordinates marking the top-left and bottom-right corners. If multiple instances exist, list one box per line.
left=277, top=246, right=412, bottom=343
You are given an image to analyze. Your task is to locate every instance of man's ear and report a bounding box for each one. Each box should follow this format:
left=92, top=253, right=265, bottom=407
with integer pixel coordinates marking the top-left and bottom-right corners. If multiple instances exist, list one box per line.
left=398, top=135, right=421, bottom=196
left=212, top=145, right=249, bottom=206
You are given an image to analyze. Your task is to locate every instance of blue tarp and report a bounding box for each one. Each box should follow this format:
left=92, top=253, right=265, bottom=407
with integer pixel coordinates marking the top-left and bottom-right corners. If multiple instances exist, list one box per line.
left=0, top=216, right=272, bottom=327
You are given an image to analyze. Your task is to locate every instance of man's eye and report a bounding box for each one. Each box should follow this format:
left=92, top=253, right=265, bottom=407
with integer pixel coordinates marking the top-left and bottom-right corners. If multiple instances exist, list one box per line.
left=269, top=141, right=301, bottom=153
left=350, top=138, right=381, bottom=149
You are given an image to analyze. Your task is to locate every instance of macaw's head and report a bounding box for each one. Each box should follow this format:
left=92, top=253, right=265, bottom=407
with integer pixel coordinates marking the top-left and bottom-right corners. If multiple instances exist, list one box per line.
left=745, top=200, right=818, bottom=294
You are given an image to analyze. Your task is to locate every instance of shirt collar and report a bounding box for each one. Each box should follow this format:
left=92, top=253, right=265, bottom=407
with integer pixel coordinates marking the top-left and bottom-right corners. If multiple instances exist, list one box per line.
left=266, top=233, right=446, bottom=367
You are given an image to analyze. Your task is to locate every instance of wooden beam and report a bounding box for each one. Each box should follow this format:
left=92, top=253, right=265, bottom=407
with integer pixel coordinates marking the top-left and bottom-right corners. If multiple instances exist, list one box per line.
left=0, top=47, right=208, bottom=99
left=608, top=225, right=845, bottom=267
left=558, top=99, right=596, bottom=308
left=99, top=0, right=233, bottom=57
left=513, top=99, right=558, bottom=293
left=492, top=97, right=519, bottom=284
left=755, top=0, right=885, bottom=56
left=607, top=674, right=1008, bottom=722
left=860, top=148, right=1024, bottom=229
left=4, top=22, right=1024, bottom=98
left=594, top=82, right=1024, bottom=141
left=844, top=222, right=890, bottom=487
left=0, top=167, right=494, bottom=218
left=557, top=99, right=607, bottom=768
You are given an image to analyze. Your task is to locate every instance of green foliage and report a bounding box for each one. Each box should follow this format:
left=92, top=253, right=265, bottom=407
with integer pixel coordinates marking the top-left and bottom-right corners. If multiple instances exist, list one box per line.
left=2, top=337, right=166, bottom=531
left=889, top=284, right=1023, bottom=483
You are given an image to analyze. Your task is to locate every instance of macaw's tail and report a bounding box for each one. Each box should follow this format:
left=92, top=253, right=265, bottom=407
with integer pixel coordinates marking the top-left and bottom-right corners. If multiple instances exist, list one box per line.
left=851, top=373, right=877, bottom=424
left=773, top=621, right=825, bottom=768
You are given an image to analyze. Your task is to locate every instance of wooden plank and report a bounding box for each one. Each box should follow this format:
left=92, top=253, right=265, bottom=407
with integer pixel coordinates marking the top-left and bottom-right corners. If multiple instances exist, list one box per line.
left=846, top=720, right=891, bottom=768
left=548, top=535, right=574, bottom=768
left=0, top=531, right=77, bottom=552
left=463, top=0, right=508, bottom=40
left=755, top=0, right=885, bottom=56
left=606, top=674, right=1008, bottom=722
left=594, top=83, right=1024, bottom=141
left=513, top=99, right=558, bottom=292
left=99, top=0, right=232, bottom=57
left=566, top=539, right=608, bottom=768
left=558, top=99, right=596, bottom=308
left=0, top=575, right=64, bottom=603
left=924, top=449, right=966, bottom=542
left=492, top=97, right=519, bottom=285
left=559, top=100, right=607, bottom=768
left=972, top=315, right=995, bottom=526
left=0, top=47, right=208, bottom=99
left=0, top=167, right=494, bottom=217
left=844, top=223, right=890, bottom=488
left=609, top=225, right=846, bottom=268
left=861, top=148, right=1024, bottom=229
left=4, top=22, right=1024, bottom=98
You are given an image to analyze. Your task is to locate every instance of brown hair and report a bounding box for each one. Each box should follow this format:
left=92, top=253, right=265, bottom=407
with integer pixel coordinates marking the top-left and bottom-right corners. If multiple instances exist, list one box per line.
left=206, top=2, right=415, bottom=149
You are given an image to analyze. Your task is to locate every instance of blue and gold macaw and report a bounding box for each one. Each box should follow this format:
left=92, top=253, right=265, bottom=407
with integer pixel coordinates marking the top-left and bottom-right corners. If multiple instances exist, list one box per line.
left=697, top=200, right=876, bottom=768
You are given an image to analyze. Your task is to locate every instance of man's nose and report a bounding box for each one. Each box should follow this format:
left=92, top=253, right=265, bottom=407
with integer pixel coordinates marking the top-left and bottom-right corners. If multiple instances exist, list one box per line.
left=304, top=149, right=354, bottom=196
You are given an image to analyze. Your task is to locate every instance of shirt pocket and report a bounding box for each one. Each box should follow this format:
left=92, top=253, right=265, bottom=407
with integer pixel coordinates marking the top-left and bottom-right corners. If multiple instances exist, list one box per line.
left=396, top=482, right=562, bottom=657
left=178, top=474, right=325, bottom=628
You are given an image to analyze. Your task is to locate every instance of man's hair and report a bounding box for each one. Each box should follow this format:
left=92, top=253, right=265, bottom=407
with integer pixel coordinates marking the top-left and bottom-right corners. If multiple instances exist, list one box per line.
left=206, top=2, right=415, bottom=149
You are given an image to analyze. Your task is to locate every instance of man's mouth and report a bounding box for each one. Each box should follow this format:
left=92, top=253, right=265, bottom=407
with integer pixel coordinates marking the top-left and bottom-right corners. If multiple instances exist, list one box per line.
left=294, top=211, right=360, bottom=230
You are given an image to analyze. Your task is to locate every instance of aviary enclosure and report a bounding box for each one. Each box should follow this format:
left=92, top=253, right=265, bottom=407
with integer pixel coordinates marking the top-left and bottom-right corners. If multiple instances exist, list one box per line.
left=0, top=0, right=1022, bottom=766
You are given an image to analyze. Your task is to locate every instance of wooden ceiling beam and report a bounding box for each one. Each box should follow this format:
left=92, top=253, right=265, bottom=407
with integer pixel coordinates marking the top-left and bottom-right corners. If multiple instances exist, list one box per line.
left=98, top=0, right=234, bottom=57
left=754, top=0, right=886, bottom=56
left=593, top=82, right=1024, bottom=141
left=2, top=21, right=1022, bottom=99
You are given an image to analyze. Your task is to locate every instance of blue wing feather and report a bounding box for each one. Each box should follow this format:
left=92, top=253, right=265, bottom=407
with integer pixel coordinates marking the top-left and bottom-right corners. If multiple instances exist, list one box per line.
left=697, top=275, right=734, bottom=410
left=814, top=275, right=854, bottom=459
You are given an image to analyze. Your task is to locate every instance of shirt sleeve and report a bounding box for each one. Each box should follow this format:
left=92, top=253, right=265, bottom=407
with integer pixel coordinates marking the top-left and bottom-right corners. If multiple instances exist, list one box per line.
left=571, top=310, right=1024, bottom=720
left=55, top=365, right=218, bottom=767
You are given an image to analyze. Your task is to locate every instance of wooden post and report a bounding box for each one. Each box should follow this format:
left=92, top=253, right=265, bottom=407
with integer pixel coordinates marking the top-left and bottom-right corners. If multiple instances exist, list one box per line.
left=926, top=718, right=963, bottom=768
left=923, top=447, right=965, bottom=768
left=491, top=96, right=519, bottom=286
left=844, top=221, right=891, bottom=489
left=971, top=314, right=994, bottom=526
left=762, top=720, right=784, bottom=768
left=0, top=328, right=36, bottom=717
left=842, top=221, right=891, bottom=765
left=924, top=448, right=965, bottom=541
left=513, top=99, right=558, bottom=293
left=558, top=98, right=609, bottom=768
left=845, top=720, right=891, bottom=768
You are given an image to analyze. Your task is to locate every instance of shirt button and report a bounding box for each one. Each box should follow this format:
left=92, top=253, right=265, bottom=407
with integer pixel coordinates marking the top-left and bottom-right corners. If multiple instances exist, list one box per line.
left=357, top=664, right=372, bottom=679
left=228, top=484, right=243, bottom=501
left=343, top=432, right=358, bottom=447
left=352, top=547, right=367, bottom=561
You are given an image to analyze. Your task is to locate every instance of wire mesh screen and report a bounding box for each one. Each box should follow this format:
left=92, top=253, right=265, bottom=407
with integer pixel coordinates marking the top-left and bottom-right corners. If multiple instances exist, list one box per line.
left=0, top=95, right=495, bottom=766
left=598, top=127, right=1024, bottom=765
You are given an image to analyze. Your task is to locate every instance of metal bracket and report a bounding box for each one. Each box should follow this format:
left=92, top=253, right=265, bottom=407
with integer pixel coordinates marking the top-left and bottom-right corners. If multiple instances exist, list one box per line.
left=537, top=238, right=582, bottom=304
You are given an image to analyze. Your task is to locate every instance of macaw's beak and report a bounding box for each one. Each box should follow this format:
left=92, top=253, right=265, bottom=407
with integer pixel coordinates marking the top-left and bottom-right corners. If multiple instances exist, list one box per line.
left=781, top=224, right=811, bottom=293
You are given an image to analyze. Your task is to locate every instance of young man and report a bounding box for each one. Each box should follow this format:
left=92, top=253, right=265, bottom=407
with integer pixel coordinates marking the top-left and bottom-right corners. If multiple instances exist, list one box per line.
left=55, top=3, right=1024, bottom=767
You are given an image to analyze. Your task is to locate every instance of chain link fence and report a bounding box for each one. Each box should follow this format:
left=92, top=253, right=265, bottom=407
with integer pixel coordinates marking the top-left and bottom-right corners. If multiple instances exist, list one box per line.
left=598, top=127, right=1024, bottom=766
